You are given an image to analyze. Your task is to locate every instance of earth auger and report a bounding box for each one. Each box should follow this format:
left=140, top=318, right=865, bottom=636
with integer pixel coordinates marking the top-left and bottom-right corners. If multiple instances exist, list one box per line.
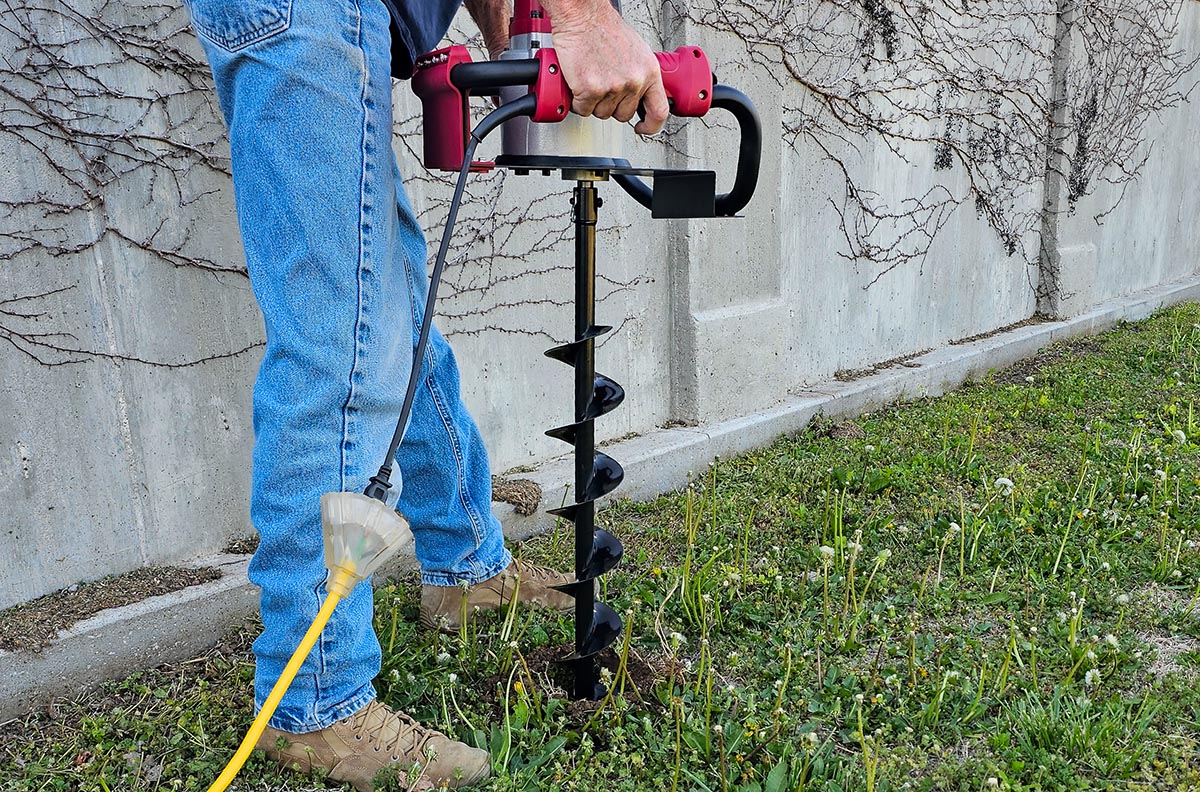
left=405, top=0, right=763, bottom=699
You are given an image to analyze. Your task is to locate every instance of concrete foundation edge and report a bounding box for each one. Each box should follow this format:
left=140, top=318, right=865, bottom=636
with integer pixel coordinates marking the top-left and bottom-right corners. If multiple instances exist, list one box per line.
left=2, top=276, right=1196, bottom=722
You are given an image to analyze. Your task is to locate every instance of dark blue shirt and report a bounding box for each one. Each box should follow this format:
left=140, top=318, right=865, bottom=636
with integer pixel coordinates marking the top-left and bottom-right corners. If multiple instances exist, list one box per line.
left=383, top=0, right=465, bottom=78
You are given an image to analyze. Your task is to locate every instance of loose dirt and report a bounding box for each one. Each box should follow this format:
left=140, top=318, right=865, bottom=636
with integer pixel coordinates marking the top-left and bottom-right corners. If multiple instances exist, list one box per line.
left=0, top=565, right=221, bottom=652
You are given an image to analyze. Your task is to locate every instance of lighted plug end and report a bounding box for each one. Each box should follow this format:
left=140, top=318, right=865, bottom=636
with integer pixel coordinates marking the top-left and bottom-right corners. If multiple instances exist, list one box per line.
left=320, top=492, right=413, bottom=597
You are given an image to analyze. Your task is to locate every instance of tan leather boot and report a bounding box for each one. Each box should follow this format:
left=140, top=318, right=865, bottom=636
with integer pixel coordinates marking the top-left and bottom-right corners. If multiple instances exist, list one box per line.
left=419, top=559, right=576, bottom=632
left=255, top=699, right=489, bottom=790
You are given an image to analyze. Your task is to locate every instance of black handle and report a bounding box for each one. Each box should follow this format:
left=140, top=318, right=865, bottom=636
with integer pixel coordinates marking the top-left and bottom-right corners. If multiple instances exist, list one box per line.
left=614, top=84, right=762, bottom=217
left=450, top=59, right=540, bottom=91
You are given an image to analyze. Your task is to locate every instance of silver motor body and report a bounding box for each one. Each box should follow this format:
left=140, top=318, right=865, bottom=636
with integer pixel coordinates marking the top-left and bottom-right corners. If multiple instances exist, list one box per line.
left=498, top=33, right=625, bottom=164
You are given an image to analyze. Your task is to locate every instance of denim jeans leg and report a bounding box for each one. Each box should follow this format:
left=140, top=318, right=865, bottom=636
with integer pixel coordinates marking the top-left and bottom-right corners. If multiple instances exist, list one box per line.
left=391, top=179, right=513, bottom=586
left=187, top=0, right=419, bottom=731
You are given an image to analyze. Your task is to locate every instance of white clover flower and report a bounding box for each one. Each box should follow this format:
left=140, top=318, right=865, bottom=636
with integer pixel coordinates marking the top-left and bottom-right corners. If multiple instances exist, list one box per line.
left=804, top=732, right=819, bottom=747
left=669, top=631, right=686, bottom=645
left=987, top=779, right=999, bottom=789
left=448, top=672, right=458, bottom=684
left=819, top=545, right=835, bottom=560
left=854, top=693, right=865, bottom=703
left=948, top=522, right=961, bottom=535
left=1172, top=429, right=1188, bottom=444
left=1155, top=469, right=1168, bottom=482
left=1116, top=593, right=1131, bottom=605
left=1105, top=634, right=1119, bottom=649
left=1085, top=649, right=1097, bottom=663
left=713, top=724, right=724, bottom=736
left=1084, top=668, right=1101, bottom=687
left=994, top=477, right=1014, bottom=494
left=1025, top=376, right=1035, bottom=383
left=1100, top=562, right=1111, bottom=572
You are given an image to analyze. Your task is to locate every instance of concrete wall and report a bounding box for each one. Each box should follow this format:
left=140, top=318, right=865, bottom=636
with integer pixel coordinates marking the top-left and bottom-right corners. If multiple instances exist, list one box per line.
left=1, top=0, right=1197, bottom=608
left=1047, top=7, right=1200, bottom=316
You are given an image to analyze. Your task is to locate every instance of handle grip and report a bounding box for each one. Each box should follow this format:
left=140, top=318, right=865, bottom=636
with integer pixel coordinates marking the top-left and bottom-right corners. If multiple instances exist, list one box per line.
left=656, top=46, right=713, bottom=117
left=615, top=84, right=762, bottom=217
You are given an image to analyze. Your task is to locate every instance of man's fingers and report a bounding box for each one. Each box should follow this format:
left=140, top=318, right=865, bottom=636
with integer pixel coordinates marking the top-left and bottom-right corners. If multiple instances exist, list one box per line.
left=591, top=94, right=622, bottom=121
left=633, top=79, right=669, bottom=135
left=571, top=94, right=600, bottom=118
left=614, top=93, right=642, bottom=124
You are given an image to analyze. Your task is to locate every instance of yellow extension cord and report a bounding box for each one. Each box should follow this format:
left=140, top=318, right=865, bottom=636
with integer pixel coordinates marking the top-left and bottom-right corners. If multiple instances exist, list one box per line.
left=207, top=567, right=354, bottom=792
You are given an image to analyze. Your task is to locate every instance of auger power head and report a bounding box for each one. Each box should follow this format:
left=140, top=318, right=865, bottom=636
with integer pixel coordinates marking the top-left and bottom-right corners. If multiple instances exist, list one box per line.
left=411, top=0, right=761, bottom=217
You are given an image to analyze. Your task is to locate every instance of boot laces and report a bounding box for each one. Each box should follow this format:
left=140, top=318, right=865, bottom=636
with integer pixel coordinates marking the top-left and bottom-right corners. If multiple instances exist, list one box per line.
left=513, top=558, right=566, bottom=584
left=348, top=701, right=438, bottom=762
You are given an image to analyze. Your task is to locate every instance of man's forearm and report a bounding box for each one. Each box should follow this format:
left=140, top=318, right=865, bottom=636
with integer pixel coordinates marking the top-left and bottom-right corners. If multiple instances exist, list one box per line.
left=464, top=0, right=512, bottom=59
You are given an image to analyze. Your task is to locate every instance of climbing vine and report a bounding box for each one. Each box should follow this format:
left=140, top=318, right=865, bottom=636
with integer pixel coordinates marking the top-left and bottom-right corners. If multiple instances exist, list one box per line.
left=683, top=0, right=1196, bottom=282
left=1, top=0, right=1196, bottom=368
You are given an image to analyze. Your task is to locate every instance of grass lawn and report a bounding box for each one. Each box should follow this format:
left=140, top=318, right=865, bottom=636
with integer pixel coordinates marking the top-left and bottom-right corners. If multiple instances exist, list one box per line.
left=4, top=304, right=1200, bottom=792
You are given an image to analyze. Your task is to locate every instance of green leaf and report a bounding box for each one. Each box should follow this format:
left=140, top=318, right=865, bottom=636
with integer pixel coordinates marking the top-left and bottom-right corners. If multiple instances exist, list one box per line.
left=765, top=757, right=788, bottom=792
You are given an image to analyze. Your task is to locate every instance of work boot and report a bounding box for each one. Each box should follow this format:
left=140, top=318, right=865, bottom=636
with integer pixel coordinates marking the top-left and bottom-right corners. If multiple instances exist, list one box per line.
left=255, top=699, right=489, bottom=791
left=420, top=559, right=576, bottom=632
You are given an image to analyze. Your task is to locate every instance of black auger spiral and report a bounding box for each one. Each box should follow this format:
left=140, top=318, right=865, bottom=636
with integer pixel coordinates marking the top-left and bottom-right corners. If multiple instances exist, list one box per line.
left=545, top=178, right=626, bottom=700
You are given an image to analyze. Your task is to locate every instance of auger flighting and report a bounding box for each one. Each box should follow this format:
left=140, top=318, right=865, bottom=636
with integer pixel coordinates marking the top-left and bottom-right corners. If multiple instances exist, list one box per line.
left=543, top=177, right=629, bottom=698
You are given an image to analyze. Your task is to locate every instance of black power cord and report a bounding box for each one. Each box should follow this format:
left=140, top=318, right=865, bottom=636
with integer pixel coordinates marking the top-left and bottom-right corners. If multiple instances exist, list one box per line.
left=364, top=95, right=538, bottom=503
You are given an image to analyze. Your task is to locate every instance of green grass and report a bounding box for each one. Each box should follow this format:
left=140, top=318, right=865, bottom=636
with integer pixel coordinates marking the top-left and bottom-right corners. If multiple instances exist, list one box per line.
left=5, top=304, right=1200, bottom=792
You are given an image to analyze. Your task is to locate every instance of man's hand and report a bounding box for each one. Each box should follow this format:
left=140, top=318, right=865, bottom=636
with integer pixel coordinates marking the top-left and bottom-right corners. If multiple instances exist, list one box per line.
left=536, top=0, right=669, bottom=135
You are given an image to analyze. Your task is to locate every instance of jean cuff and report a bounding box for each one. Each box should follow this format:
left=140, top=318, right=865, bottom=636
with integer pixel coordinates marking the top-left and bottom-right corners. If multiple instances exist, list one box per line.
left=264, top=681, right=377, bottom=734
left=420, top=546, right=513, bottom=587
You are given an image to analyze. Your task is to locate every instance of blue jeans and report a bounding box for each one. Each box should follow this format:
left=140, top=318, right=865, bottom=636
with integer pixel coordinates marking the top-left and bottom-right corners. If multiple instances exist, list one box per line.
left=185, top=0, right=512, bottom=731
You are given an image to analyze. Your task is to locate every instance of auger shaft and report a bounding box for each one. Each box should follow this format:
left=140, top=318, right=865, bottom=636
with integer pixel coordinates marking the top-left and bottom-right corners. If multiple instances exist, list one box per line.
left=571, top=179, right=601, bottom=698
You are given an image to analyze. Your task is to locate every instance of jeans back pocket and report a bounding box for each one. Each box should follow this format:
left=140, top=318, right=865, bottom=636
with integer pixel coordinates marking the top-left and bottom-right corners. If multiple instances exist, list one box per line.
left=184, top=0, right=293, bottom=52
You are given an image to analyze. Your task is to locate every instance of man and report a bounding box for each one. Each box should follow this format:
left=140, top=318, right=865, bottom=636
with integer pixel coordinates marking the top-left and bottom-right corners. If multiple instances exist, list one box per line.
left=182, top=0, right=668, bottom=788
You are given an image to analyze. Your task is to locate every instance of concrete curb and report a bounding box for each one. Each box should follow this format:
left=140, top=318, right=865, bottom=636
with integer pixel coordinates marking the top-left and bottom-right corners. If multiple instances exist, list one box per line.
left=3, top=276, right=1197, bottom=721
left=0, top=554, right=256, bottom=723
